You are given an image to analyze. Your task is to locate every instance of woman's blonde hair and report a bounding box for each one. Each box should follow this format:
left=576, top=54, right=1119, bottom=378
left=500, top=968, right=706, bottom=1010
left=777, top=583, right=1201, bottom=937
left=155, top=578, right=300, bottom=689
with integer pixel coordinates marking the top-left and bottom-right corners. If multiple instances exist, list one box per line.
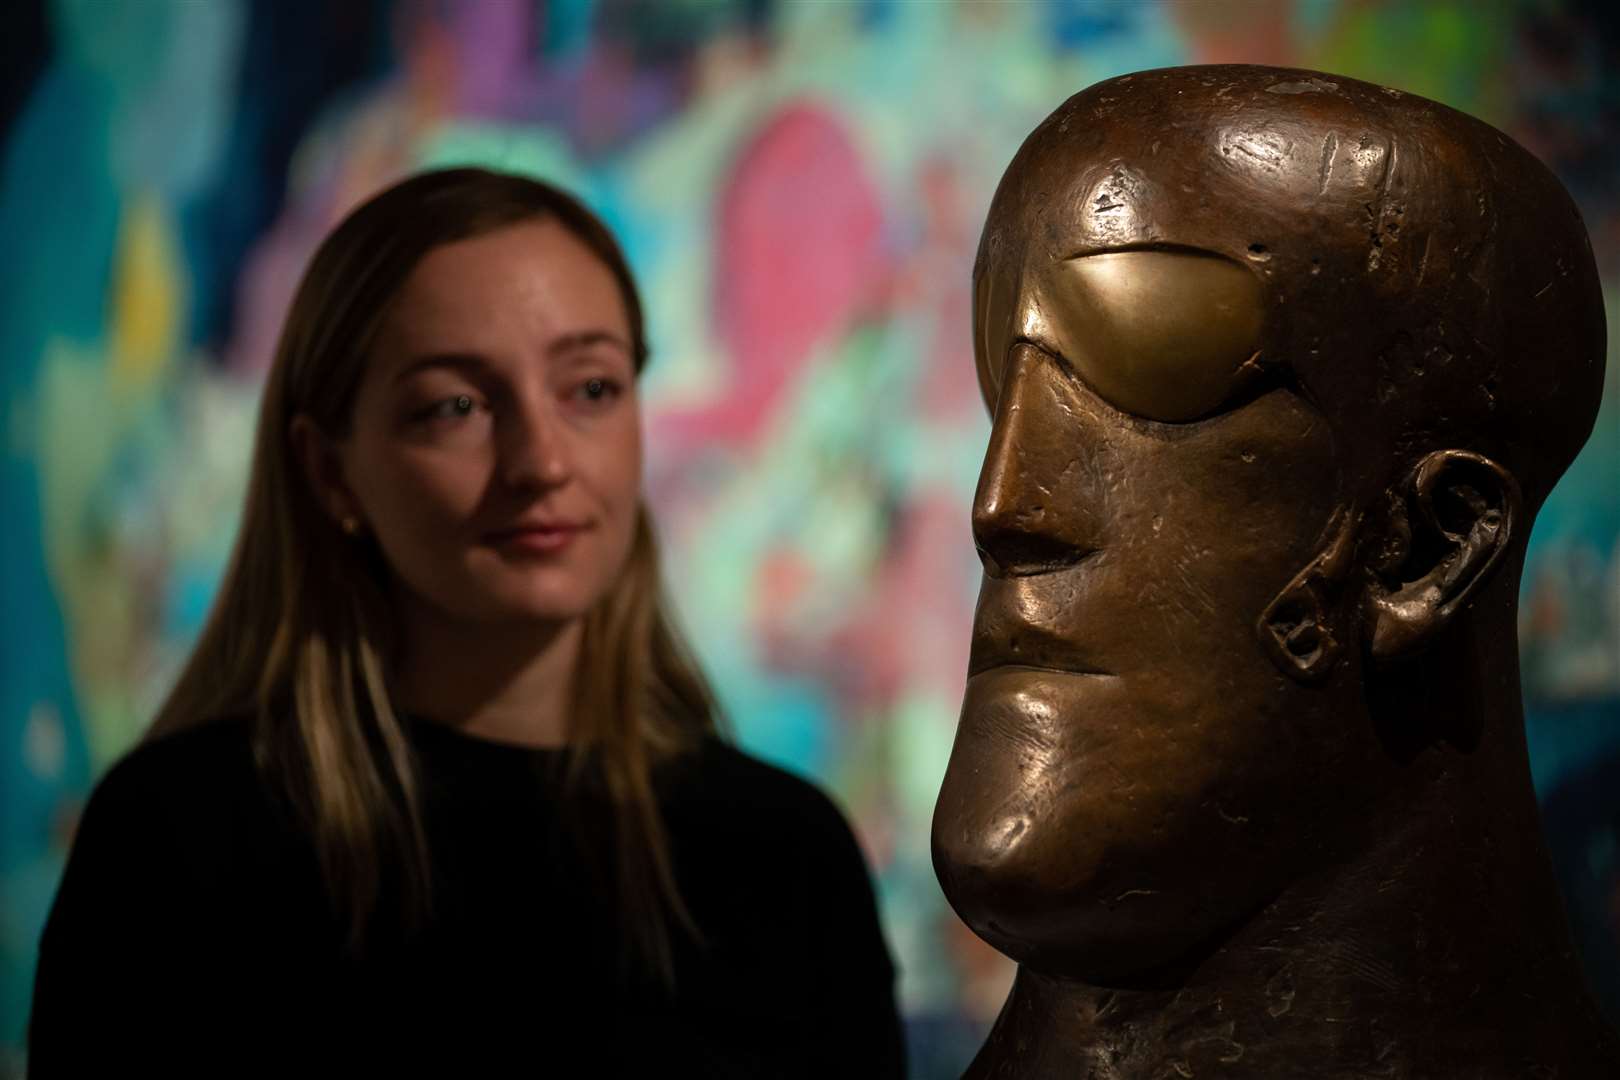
left=149, top=167, right=718, bottom=982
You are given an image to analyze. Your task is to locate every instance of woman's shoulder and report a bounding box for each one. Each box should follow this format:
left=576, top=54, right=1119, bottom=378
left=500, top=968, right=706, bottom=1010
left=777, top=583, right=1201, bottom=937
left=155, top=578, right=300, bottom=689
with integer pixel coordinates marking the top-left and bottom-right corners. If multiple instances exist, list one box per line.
left=662, top=738, right=899, bottom=1018
left=72, top=714, right=283, bottom=859
left=663, top=737, right=864, bottom=850
left=92, top=714, right=260, bottom=806
left=48, top=714, right=313, bottom=940
left=670, top=736, right=829, bottom=801
left=32, top=716, right=324, bottom=1069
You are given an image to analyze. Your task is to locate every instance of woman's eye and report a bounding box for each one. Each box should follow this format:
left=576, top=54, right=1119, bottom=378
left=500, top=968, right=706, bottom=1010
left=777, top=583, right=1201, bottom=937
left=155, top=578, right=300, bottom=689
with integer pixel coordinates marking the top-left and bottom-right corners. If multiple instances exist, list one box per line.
left=416, top=394, right=480, bottom=421
left=573, top=377, right=622, bottom=405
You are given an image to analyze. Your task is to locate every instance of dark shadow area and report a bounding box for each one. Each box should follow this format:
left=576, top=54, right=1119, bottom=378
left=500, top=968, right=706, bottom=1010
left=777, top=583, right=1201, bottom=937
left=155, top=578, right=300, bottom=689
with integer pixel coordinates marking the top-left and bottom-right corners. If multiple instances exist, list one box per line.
left=0, top=0, right=48, bottom=148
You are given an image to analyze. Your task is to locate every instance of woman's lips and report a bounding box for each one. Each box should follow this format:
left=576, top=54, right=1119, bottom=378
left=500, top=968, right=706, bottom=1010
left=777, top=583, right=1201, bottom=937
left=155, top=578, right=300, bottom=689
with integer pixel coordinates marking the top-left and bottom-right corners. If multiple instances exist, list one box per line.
left=482, top=523, right=586, bottom=554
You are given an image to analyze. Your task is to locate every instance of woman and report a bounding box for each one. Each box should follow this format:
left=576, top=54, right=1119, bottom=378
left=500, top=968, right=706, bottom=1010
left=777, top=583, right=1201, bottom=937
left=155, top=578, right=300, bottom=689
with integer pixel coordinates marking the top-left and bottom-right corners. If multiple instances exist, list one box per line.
left=29, top=168, right=904, bottom=1076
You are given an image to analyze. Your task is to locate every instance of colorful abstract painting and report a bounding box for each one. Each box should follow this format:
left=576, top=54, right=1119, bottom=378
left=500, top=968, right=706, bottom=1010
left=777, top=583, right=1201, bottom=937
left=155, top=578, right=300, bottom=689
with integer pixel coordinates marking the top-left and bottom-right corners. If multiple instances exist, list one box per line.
left=2, top=2, right=1617, bottom=1074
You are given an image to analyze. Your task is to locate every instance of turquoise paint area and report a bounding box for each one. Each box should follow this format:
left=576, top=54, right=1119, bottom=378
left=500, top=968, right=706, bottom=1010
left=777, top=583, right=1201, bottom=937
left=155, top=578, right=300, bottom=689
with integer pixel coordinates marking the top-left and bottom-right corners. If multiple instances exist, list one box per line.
left=1528, top=699, right=1620, bottom=798
left=0, top=59, right=124, bottom=844
left=0, top=68, right=120, bottom=398
left=724, top=678, right=836, bottom=788
left=0, top=55, right=128, bottom=1056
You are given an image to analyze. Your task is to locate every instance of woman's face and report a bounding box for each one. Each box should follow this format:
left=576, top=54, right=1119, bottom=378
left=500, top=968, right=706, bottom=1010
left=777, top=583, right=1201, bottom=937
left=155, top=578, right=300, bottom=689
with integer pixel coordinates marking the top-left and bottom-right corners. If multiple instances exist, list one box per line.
left=320, top=219, right=643, bottom=628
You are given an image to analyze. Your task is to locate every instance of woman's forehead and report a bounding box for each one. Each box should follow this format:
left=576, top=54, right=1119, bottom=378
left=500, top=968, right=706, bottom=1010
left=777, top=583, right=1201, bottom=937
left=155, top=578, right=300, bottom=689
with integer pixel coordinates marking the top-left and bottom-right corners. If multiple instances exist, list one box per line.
left=373, top=222, right=632, bottom=365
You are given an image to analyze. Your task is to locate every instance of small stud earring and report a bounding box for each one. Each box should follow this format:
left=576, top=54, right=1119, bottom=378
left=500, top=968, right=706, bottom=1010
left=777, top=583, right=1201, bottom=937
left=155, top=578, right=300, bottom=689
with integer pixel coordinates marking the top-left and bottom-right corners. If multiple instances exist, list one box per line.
left=341, top=516, right=361, bottom=536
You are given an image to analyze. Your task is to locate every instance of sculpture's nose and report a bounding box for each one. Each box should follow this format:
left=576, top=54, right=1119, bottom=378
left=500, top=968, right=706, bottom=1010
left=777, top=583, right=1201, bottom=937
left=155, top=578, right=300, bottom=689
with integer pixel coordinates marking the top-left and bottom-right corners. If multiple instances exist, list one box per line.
left=972, top=343, right=1097, bottom=578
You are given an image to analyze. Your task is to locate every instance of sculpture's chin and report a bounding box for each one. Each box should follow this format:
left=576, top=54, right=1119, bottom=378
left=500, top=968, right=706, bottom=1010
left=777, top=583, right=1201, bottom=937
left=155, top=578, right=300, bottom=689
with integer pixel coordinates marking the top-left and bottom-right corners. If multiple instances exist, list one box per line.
left=929, top=806, right=1068, bottom=967
left=931, top=667, right=1236, bottom=981
left=931, top=797, right=1164, bottom=980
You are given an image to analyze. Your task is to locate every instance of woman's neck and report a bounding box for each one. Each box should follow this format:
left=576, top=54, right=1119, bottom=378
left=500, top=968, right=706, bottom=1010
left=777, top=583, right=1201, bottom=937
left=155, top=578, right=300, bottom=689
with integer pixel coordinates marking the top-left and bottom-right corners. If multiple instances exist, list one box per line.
left=391, top=598, right=583, bottom=748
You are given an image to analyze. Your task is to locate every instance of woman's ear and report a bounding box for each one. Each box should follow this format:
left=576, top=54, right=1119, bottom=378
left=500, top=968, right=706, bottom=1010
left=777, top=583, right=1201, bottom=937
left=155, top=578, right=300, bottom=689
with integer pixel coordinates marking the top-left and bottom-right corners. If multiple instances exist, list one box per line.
left=289, top=413, right=364, bottom=533
left=1363, top=449, right=1520, bottom=661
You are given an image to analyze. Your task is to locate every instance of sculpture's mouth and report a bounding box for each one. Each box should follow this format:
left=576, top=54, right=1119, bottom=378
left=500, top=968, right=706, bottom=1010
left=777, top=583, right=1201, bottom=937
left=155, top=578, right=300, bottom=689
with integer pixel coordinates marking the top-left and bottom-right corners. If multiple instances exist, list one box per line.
left=967, top=615, right=1115, bottom=680
left=967, top=662, right=1115, bottom=685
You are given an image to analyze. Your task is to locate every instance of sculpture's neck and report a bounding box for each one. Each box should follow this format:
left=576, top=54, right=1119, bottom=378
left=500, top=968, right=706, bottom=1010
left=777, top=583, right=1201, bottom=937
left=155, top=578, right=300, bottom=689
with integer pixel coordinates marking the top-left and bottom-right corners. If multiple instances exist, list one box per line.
left=968, top=830, right=1613, bottom=1078
left=966, top=646, right=1618, bottom=1078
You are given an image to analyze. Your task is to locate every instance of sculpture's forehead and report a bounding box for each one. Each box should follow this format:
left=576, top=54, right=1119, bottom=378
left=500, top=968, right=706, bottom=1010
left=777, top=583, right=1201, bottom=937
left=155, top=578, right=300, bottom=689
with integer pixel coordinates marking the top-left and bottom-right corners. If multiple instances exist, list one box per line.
left=984, top=89, right=1398, bottom=268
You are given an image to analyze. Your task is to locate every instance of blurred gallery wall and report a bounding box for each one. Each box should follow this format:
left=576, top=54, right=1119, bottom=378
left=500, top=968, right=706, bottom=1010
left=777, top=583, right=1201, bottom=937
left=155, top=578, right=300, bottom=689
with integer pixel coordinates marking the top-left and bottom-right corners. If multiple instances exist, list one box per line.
left=2, top=0, right=1618, bottom=1073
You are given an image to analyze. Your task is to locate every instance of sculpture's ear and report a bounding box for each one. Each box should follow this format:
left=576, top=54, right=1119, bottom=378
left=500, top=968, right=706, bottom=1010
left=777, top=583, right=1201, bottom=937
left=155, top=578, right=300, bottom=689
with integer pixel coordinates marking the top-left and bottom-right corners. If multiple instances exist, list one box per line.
left=1257, top=506, right=1358, bottom=683
left=1362, top=450, right=1520, bottom=661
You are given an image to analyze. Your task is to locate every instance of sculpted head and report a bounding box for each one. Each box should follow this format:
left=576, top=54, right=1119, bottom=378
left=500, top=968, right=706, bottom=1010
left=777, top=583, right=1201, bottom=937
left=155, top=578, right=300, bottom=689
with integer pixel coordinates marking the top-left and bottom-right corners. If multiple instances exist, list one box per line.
left=932, top=65, right=1605, bottom=980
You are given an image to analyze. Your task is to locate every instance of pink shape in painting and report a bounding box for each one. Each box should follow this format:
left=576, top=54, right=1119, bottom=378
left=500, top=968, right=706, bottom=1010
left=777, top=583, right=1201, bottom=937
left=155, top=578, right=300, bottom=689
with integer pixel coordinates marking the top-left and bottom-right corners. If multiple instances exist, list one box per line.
left=663, top=102, right=885, bottom=451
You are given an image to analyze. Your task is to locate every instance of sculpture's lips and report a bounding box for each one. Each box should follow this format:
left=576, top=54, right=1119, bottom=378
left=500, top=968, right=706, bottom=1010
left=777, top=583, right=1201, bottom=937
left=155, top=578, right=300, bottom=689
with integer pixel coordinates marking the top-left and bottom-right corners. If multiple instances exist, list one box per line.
left=968, top=661, right=1114, bottom=679
left=967, top=618, right=1115, bottom=679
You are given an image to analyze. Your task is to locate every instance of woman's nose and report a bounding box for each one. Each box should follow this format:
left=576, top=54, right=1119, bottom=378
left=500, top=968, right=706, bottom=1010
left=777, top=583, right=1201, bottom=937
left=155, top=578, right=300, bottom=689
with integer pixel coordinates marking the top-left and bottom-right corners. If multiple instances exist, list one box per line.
left=972, top=343, right=1099, bottom=578
left=498, top=397, right=572, bottom=492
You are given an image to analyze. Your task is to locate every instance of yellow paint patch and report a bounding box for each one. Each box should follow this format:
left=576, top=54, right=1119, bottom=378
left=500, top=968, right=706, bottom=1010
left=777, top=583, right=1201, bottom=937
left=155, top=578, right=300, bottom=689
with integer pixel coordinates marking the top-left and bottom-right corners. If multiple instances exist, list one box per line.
left=109, top=190, right=184, bottom=385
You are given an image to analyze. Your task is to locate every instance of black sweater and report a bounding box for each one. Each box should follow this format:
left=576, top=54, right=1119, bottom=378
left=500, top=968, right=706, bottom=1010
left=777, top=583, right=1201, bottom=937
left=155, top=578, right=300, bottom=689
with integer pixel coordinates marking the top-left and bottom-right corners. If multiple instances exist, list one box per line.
left=28, top=715, right=905, bottom=1077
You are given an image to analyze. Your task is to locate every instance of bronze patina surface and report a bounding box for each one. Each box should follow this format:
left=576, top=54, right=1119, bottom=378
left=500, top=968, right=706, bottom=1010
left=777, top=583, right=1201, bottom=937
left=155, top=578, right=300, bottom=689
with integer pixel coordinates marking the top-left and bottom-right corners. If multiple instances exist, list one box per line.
left=933, top=64, right=1618, bottom=1077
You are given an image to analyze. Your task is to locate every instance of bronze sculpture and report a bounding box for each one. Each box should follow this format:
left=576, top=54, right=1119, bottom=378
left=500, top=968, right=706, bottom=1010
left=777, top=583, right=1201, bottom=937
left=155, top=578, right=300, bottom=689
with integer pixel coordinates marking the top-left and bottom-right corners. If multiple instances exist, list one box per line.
left=932, top=65, right=1619, bottom=1077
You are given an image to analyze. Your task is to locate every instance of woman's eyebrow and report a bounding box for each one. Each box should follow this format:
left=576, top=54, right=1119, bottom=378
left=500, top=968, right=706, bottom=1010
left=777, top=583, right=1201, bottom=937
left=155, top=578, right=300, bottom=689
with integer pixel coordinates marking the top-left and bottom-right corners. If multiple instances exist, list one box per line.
left=391, top=352, right=494, bottom=384
left=548, top=329, right=633, bottom=358
left=390, top=332, right=630, bottom=384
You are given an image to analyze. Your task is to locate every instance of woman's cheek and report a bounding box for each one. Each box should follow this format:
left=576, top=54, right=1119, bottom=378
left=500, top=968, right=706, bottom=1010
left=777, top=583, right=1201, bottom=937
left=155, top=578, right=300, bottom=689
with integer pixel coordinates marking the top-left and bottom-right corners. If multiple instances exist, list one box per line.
left=382, top=446, right=492, bottom=528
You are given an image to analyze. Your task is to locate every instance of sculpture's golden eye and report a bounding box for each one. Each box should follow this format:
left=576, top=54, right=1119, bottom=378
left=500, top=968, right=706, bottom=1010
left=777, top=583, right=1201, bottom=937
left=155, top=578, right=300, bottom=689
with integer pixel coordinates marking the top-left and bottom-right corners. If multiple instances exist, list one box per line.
left=1046, top=249, right=1267, bottom=423
left=973, top=261, right=1018, bottom=412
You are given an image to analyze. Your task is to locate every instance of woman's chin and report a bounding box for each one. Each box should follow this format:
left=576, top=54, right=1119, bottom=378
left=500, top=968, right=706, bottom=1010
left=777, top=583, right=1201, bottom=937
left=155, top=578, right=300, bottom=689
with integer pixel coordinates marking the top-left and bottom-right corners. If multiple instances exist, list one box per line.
left=414, top=582, right=597, bottom=629
left=479, top=596, right=595, bottom=626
